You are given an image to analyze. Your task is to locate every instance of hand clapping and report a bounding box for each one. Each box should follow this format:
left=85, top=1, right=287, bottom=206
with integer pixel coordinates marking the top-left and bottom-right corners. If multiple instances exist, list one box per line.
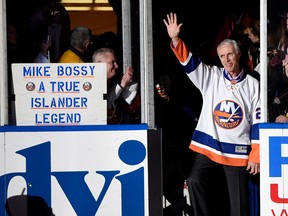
left=120, top=66, right=134, bottom=88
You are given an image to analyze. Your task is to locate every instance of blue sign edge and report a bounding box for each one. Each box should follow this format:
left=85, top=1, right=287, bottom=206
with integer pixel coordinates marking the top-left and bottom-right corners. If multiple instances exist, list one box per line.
left=0, top=124, right=148, bottom=132
left=259, top=122, right=288, bottom=129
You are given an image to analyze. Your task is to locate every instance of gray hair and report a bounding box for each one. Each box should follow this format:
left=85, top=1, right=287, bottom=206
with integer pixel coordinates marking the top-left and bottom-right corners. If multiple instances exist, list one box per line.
left=70, top=26, right=91, bottom=49
left=217, top=39, right=241, bottom=55
left=92, top=47, right=116, bottom=62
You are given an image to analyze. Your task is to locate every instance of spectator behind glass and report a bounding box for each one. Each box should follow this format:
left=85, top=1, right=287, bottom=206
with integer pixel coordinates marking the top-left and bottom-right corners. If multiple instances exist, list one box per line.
left=163, top=13, right=261, bottom=216
left=275, top=60, right=288, bottom=122
left=7, top=23, right=21, bottom=63
left=92, top=48, right=139, bottom=124
left=29, top=0, right=71, bottom=63
left=244, top=19, right=260, bottom=73
left=7, top=23, right=21, bottom=125
left=268, top=9, right=288, bottom=123
left=34, top=35, right=52, bottom=63
left=245, top=17, right=287, bottom=122
left=58, top=26, right=92, bottom=63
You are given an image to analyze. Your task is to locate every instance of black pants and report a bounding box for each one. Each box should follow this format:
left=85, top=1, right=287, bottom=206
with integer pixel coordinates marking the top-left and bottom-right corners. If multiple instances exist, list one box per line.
left=186, top=153, right=250, bottom=216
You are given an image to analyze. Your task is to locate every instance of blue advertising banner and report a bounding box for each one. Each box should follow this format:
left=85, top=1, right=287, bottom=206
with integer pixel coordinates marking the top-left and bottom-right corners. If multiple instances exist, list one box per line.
left=0, top=124, right=149, bottom=216
left=260, top=123, right=288, bottom=216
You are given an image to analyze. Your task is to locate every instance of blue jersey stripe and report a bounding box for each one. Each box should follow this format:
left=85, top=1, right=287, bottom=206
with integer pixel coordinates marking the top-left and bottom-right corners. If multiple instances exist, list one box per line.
left=183, top=55, right=201, bottom=74
left=192, top=130, right=251, bottom=155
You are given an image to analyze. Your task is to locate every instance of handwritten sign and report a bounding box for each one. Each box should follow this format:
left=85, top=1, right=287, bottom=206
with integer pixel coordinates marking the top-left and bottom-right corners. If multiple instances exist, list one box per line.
left=12, top=63, right=107, bottom=126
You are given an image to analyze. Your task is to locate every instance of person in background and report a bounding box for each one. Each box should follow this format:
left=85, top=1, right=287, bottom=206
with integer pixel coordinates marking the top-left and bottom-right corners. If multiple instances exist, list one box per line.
left=269, top=12, right=288, bottom=122
left=58, top=26, right=92, bottom=63
left=29, top=0, right=71, bottom=63
left=245, top=16, right=287, bottom=122
left=92, top=48, right=139, bottom=124
left=163, top=13, right=261, bottom=216
left=34, top=35, right=52, bottom=63
left=244, top=19, right=260, bottom=73
left=7, top=23, right=22, bottom=125
left=275, top=60, right=288, bottom=123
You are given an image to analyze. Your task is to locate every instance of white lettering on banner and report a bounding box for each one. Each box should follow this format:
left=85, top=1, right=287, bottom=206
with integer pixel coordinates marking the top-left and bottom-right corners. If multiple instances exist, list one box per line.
left=31, top=97, right=88, bottom=109
left=35, top=113, right=81, bottom=124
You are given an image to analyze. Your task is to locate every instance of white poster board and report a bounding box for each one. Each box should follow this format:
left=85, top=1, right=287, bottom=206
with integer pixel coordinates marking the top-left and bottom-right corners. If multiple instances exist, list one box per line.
left=0, top=124, right=149, bottom=216
left=12, top=63, right=107, bottom=126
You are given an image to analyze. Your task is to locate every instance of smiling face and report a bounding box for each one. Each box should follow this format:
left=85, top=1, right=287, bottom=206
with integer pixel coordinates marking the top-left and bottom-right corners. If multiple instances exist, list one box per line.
left=102, top=52, right=119, bottom=80
left=93, top=51, right=119, bottom=80
left=217, top=43, right=241, bottom=77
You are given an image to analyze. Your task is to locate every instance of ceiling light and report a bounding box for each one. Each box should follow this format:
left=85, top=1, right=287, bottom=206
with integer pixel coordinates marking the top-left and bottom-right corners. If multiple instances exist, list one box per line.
left=60, top=0, right=113, bottom=11
left=61, top=0, right=109, bottom=3
left=64, top=6, right=113, bottom=11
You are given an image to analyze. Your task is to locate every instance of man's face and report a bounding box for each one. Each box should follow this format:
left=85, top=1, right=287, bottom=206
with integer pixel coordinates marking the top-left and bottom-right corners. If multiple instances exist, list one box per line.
left=105, top=52, right=119, bottom=79
left=96, top=52, right=119, bottom=80
left=218, top=44, right=240, bottom=74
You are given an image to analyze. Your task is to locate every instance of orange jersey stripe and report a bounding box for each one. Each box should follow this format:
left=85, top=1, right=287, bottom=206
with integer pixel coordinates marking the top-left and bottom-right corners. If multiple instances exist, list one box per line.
left=249, top=143, right=259, bottom=164
left=190, top=144, right=249, bottom=166
left=170, top=39, right=190, bottom=63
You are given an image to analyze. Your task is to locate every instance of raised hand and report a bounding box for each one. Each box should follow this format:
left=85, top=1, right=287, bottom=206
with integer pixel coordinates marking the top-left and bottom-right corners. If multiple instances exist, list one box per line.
left=120, top=66, right=134, bottom=88
left=163, top=13, right=183, bottom=45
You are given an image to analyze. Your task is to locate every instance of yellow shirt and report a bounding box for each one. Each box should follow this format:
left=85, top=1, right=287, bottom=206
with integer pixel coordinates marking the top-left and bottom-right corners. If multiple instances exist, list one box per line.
left=58, top=49, right=84, bottom=63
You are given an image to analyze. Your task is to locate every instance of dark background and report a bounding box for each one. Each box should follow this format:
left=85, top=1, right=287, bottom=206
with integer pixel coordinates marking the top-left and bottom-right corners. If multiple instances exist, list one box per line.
left=7, top=0, right=288, bottom=62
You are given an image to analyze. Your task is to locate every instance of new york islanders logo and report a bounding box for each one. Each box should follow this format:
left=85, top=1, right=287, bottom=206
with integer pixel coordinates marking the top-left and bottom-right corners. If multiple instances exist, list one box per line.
left=213, top=100, right=243, bottom=129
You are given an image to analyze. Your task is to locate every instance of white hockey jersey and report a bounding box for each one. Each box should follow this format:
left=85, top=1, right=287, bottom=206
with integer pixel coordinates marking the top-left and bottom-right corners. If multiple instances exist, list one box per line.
left=171, top=39, right=261, bottom=166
